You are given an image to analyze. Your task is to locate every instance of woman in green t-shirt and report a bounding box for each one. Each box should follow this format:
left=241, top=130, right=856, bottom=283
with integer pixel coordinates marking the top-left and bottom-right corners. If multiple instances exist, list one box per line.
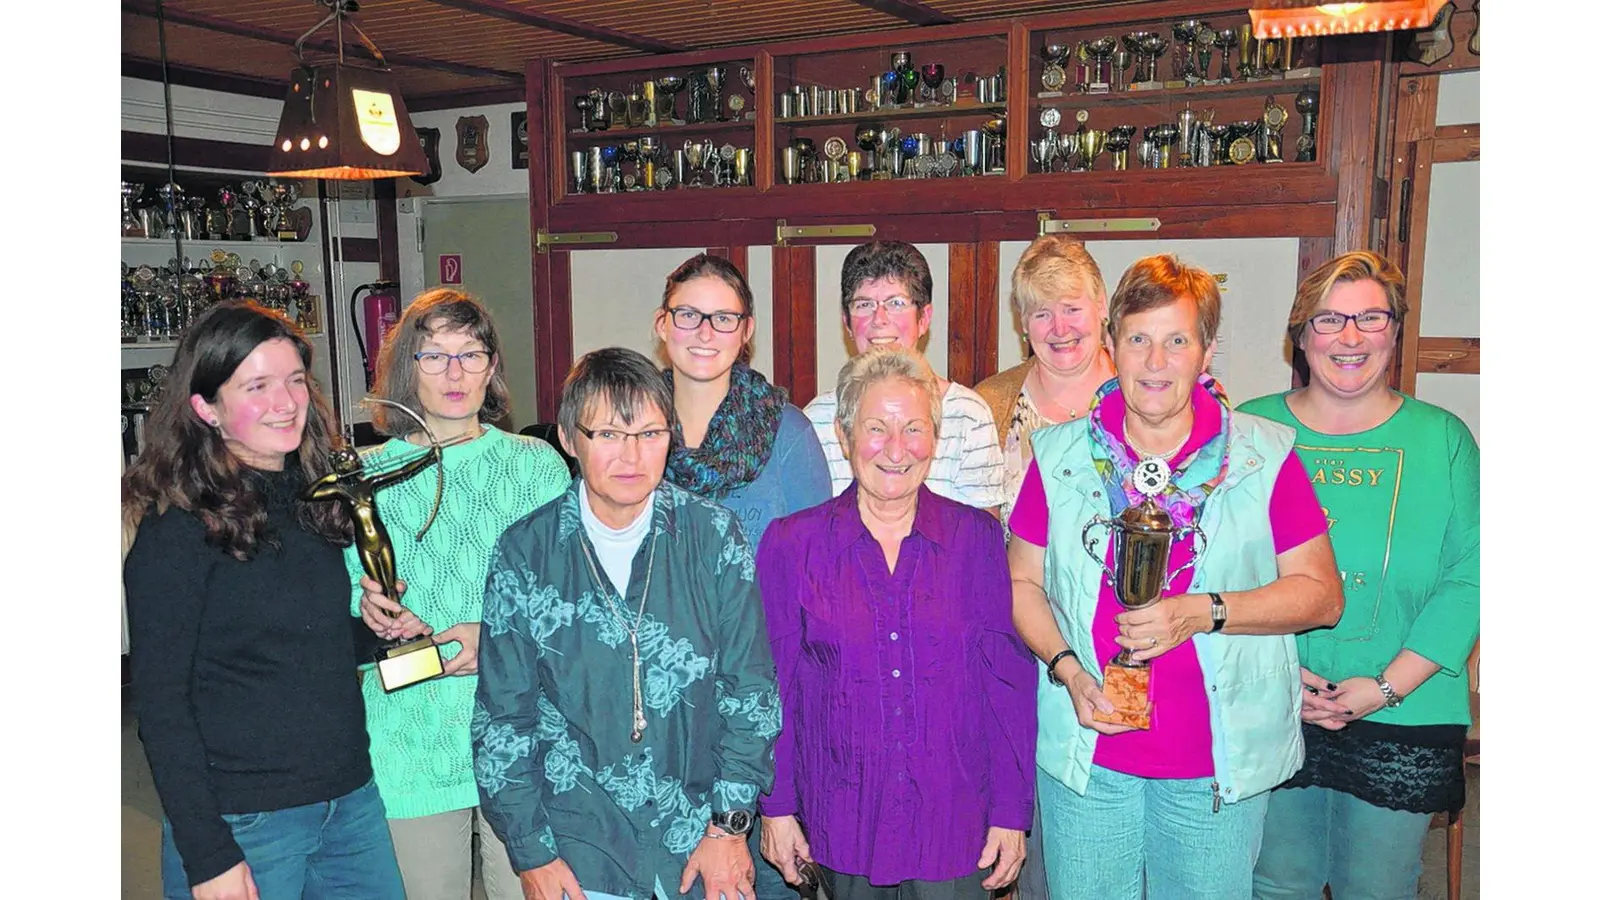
left=1240, top=252, right=1479, bottom=900
left=351, top=289, right=573, bottom=900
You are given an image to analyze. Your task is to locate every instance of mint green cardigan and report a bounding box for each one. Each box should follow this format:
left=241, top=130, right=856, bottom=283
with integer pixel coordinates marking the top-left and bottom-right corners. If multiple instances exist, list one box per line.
left=343, top=426, right=572, bottom=819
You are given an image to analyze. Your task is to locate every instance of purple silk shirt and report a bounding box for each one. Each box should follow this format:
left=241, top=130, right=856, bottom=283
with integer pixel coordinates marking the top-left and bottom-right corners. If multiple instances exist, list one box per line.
left=756, top=484, right=1037, bottom=885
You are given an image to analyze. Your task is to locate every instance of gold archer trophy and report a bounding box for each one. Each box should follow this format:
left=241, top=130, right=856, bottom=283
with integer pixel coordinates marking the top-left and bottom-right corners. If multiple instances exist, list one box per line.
left=302, top=399, right=450, bottom=693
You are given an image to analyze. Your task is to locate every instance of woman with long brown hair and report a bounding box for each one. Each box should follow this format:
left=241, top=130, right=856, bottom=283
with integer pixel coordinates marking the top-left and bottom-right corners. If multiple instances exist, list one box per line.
left=123, top=301, right=404, bottom=900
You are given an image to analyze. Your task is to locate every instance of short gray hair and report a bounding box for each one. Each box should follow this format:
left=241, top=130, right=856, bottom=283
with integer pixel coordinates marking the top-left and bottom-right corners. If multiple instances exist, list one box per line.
left=834, top=348, right=942, bottom=439
left=558, top=347, right=677, bottom=446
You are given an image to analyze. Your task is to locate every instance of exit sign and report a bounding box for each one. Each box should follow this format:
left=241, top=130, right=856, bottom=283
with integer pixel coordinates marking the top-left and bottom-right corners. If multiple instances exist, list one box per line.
left=439, top=254, right=462, bottom=285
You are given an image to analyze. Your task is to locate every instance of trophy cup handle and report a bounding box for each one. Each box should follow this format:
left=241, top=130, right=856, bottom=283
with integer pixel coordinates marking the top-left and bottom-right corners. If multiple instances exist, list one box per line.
left=1081, top=515, right=1119, bottom=583
left=1164, top=522, right=1209, bottom=590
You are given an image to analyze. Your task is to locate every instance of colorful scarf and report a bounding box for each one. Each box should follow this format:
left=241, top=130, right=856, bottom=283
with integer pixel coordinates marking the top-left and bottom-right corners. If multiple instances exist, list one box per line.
left=1086, top=373, right=1232, bottom=529
left=662, top=361, right=788, bottom=501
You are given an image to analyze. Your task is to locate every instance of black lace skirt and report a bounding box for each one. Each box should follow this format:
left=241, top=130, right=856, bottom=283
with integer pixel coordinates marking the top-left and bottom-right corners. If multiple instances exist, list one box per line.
left=1278, top=719, right=1467, bottom=815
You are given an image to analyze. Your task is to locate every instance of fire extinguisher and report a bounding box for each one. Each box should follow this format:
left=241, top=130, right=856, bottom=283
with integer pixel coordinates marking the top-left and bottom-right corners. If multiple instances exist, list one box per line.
left=351, top=281, right=401, bottom=390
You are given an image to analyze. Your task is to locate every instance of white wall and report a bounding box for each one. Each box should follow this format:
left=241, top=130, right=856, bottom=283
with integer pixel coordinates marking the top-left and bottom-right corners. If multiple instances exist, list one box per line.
left=1413, top=69, right=1480, bottom=441
left=121, top=77, right=281, bottom=144
left=995, top=238, right=1302, bottom=404
left=401, top=102, right=532, bottom=199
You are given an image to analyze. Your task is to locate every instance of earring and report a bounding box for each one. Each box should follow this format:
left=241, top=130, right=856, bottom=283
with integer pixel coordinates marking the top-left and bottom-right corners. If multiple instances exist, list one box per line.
left=208, top=419, right=220, bottom=428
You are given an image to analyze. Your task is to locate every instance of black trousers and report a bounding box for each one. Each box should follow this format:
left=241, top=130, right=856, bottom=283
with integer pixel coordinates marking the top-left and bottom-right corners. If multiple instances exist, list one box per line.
left=818, top=866, right=992, bottom=900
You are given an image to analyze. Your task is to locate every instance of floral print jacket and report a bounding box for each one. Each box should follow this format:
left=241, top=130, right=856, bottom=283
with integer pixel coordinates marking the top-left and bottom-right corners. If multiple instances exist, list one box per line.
left=473, top=478, right=779, bottom=898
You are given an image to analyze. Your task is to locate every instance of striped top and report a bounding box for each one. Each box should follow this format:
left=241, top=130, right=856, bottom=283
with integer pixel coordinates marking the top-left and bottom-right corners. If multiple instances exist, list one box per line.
left=803, top=380, right=1006, bottom=510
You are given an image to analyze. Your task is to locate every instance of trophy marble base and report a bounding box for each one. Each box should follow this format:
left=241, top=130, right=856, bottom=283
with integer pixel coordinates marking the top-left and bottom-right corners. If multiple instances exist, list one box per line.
left=1129, top=81, right=1163, bottom=92
left=1285, top=67, right=1323, bottom=80
left=375, top=637, right=445, bottom=693
left=1037, top=91, right=1065, bottom=99
left=1092, top=663, right=1152, bottom=730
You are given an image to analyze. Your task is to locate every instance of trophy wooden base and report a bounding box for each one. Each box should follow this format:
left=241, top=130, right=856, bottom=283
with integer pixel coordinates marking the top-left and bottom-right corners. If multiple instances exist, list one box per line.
left=375, top=637, right=445, bottom=693
left=1092, top=663, right=1152, bottom=730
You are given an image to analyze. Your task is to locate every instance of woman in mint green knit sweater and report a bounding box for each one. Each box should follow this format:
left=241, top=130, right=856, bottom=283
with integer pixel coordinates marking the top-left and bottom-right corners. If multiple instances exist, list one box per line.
left=1242, top=252, right=1479, bottom=900
left=350, top=288, right=571, bottom=900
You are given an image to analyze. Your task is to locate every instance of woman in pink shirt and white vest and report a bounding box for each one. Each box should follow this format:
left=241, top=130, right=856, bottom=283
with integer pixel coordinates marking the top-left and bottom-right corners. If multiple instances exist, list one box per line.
left=1006, top=255, right=1344, bottom=900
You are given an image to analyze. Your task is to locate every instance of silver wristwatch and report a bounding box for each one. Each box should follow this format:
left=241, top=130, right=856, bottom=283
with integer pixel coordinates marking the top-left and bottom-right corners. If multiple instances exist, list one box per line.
left=1374, top=674, right=1403, bottom=708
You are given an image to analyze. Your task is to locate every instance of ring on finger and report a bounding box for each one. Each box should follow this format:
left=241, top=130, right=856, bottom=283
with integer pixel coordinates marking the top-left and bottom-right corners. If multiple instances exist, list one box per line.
left=1148, top=635, right=1159, bottom=647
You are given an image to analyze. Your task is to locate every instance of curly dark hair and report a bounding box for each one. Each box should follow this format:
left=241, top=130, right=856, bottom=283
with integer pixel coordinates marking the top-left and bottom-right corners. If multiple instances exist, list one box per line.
left=121, top=301, right=352, bottom=560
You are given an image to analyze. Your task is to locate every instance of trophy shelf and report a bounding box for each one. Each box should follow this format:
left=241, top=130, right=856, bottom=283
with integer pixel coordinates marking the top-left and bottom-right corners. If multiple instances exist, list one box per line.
left=566, top=119, right=752, bottom=142
left=122, top=237, right=312, bottom=250
left=775, top=100, right=1005, bottom=128
left=1035, top=77, right=1319, bottom=108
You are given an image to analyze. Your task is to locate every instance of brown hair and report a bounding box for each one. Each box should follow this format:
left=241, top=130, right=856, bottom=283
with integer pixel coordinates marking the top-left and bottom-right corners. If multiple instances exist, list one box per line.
left=658, top=253, right=755, bottom=364
left=1010, top=234, right=1108, bottom=321
left=1107, top=254, right=1222, bottom=346
left=121, top=301, right=351, bottom=560
left=371, top=288, right=511, bottom=435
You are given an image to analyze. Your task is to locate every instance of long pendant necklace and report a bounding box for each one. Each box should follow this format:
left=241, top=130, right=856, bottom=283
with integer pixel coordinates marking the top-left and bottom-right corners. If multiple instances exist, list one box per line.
left=579, top=531, right=659, bottom=743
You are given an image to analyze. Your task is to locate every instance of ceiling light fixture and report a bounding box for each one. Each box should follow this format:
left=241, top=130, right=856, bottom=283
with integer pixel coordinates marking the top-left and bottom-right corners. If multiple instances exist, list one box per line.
left=1249, top=0, right=1450, bottom=38
left=267, top=0, right=426, bottom=180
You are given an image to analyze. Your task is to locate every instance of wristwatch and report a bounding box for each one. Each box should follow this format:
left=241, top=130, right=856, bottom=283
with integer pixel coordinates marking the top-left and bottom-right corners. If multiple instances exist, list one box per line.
left=1208, top=592, right=1228, bottom=633
left=1046, top=648, right=1079, bottom=686
left=710, top=809, right=754, bottom=836
left=1375, top=674, right=1404, bottom=708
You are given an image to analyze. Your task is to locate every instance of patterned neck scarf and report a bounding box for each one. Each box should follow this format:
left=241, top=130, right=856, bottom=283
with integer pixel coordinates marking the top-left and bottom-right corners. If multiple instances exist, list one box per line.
left=1086, top=373, right=1232, bottom=528
left=662, top=361, right=788, bottom=501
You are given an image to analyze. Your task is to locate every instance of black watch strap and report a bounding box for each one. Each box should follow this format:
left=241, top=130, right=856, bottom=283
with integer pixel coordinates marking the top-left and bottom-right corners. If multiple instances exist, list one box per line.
left=1046, top=648, right=1078, bottom=685
left=1209, top=592, right=1227, bottom=633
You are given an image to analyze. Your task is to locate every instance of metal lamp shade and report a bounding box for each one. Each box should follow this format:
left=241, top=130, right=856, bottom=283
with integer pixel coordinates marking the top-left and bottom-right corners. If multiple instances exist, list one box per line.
left=267, top=64, right=427, bottom=180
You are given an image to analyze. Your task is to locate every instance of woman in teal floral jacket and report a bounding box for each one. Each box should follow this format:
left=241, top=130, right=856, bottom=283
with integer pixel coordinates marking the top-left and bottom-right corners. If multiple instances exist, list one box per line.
left=469, top=347, right=780, bottom=900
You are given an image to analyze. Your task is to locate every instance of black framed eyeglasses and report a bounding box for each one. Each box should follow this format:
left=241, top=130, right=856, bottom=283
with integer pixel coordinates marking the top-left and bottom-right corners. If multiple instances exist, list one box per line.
left=668, top=307, right=749, bottom=333
left=1308, top=309, right=1394, bottom=335
left=574, top=423, right=672, bottom=446
left=414, top=350, right=493, bottom=374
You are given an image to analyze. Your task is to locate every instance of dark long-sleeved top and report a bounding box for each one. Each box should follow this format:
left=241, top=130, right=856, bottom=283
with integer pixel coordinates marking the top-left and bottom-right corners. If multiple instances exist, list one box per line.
left=756, top=484, right=1037, bottom=886
left=124, top=465, right=378, bottom=887
left=472, top=479, right=780, bottom=898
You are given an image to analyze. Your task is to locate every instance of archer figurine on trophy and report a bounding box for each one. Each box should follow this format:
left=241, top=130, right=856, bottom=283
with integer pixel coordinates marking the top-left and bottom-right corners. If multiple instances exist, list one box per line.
left=302, top=410, right=447, bottom=692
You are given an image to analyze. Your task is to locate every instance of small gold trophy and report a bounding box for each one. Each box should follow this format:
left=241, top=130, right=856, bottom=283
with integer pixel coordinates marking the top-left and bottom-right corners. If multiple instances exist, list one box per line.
left=1081, top=457, right=1208, bottom=729
left=302, top=401, right=449, bottom=693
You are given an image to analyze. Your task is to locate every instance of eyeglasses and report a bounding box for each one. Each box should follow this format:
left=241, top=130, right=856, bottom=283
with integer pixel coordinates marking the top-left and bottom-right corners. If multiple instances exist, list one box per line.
left=847, top=296, right=920, bottom=317
left=574, top=423, right=672, bottom=447
left=1308, top=310, right=1394, bottom=335
left=414, top=350, right=493, bottom=374
left=667, top=307, right=749, bottom=333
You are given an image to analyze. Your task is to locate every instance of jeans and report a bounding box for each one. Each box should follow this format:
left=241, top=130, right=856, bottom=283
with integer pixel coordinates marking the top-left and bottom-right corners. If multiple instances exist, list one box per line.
left=1251, top=785, right=1431, bottom=900
left=161, top=779, right=405, bottom=899
left=1037, top=764, right=1268, bottom=900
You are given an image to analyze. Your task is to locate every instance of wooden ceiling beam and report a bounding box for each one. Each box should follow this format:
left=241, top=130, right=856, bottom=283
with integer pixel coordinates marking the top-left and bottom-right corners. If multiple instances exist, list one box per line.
left=845, top=0, right=960, bottom=26
left=121, top=1, right=521, bottom=82
left=419, top=0, right=687, bottom=54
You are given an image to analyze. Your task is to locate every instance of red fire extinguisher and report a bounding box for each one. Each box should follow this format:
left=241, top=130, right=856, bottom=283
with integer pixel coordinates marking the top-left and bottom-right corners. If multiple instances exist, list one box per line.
left=351, top=281, right=400, bottom=390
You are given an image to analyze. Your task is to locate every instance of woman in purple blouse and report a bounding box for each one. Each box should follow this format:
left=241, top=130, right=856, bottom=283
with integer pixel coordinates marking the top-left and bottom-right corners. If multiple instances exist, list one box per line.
left=755, top=347, right=1039, bottom=900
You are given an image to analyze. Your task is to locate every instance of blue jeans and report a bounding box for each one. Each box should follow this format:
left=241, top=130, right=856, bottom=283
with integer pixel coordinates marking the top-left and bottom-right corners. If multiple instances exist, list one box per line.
left=161, top=779, right=405, bottom=900
left=1037, top=764, right=1268, bottom=900
left=1252, top=785, right=1431, bottom=900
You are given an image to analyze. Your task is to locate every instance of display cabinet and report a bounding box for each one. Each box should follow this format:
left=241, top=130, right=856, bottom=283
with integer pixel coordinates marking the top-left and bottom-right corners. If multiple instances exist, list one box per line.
left=524, top=0, right=1386, bottom=417
left=119, top=165, right=332, bottom=464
